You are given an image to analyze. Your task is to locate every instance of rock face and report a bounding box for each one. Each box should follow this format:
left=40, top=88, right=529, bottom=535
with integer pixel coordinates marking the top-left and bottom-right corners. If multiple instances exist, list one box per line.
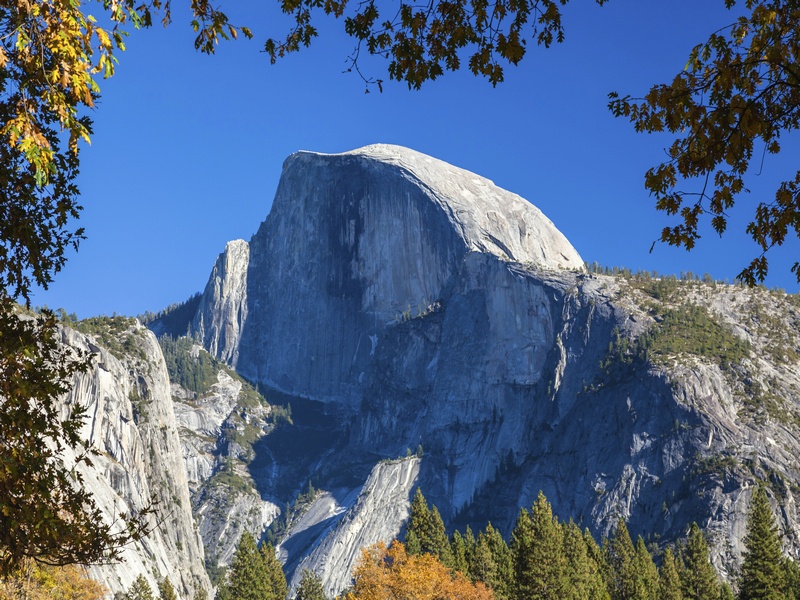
left=169, top=144, right=800, bottom=595
left=172, top=367, right=279, bottom=569
left=192, top=239, right=249, bottom=365
left=58, top=321, right=210, bottom=599
left=215, top=144, right=583, bottom=400
left=285, top=457, right=421, bottom=598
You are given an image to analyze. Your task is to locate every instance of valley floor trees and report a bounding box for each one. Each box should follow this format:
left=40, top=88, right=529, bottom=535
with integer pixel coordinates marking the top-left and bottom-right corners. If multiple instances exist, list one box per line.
left=397, top=489, right=794, bottom=600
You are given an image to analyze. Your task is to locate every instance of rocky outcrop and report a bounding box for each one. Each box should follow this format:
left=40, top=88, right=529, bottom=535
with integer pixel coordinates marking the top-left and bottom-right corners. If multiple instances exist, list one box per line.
left=192, top=239, right=249, bottom=366
left=59, top=321, right=210, bottom=599
left=285, top=457, right=421, bottom=597
left=213, top=144, right=583, bottom=401
left=173, top=368, right=280, bottom=568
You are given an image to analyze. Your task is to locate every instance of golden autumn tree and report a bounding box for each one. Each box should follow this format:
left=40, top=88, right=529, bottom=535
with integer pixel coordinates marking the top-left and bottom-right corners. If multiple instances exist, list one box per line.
left=0, top=560, right=106, bottom=600
left=342, top=540, right=494, bottom=600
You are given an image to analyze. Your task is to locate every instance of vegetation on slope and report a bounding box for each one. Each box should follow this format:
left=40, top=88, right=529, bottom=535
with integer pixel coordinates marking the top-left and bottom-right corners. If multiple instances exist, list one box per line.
left=586, top=264, right=800, bottom=426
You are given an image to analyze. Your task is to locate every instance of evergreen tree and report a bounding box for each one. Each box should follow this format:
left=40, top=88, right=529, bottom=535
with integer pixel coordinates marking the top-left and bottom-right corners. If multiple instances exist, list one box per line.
left=404, top=489, right=453, bottom=567
left=464, top=526, right=477, bottom=567
left=225, top=532, right=271, bottom=600
left=429, top=506, right=455, bottom=568
left=659, top=548, right=684, bottom=600
left=469, top=531, right=498, bottom=586
left=632, top=536, right=660, bottom=600
left=784, top=557, right=800, bottom=600
left=584, top=528, right=613, bottom=595
left=404, top=529, right=422, bottom=556
left=718, top=583, right=735, bottom=600
left=451, top=530, right=470, bottom=574
left=194, top=589, right=209, bottom=600
left=126, top=575, right=156, bottom=600
left=681, top=523, right=720, bottom=600
left=158, top=577, right=178, bottom=600
left=260, top=543, right=288, bottom=600
left=606, top=518, right=636, bottom=600
left=215, top=585, right=232, bottom=600
left=405, top=487, right=432, bottom=556
left=562, top=520, right=610, bottom=600
left=511, top=491, right=566, bottom=600
left=295, top=569, right=327, bottom=600
left=484, top=522, right=513, bottom=600
left=739, top=486, right=786, bottom=600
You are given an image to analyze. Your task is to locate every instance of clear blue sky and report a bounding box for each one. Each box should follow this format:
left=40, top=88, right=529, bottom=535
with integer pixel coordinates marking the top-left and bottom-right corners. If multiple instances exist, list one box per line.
left=31, top=0, right=800, bottom=318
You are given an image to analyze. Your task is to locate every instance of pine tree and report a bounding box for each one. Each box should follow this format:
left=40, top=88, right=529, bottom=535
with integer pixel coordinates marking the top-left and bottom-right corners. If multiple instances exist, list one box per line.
left=260, top=543, right=288, bottom=600
left=404, top=488, right=452, bottom=567
left=126, top=575, right=156, bottom=600
left=429, top=506, right=455, bottom=568
left=584, top=528, right=612, bottom=595
left=562, top=520, right=609, bottom=600
left=606, top=518, right=636, bottom=600
left=194, top=589, right=209, bottom=600
left=225, top=532, right=271, bottom=600
left=632, top=536, right=660, bottom=600
left=739, top=486, right=786, bottom=600
left=406, top=487, right=432, bottom=556
left=215, top=585, right=232, bottom=600
left=784, top=557, right=800, bottom=600
left=452, top=530, right=470, bottom=574
left=158, top=577, right=178, bottom=600
left=469, top=531, right=498, bottom=586
left=718, top=582, right=735, bottom=600
left=511, top=491, right=566, bottom=600
left=483, top=522, right=513, bottom=600
left=295, top=569, right=327, bottom=600
left=659, top=547, right=683, bottom=600
left=464, top=526, right=477, bottom=567
left=681, top=523, right=719, bottom=600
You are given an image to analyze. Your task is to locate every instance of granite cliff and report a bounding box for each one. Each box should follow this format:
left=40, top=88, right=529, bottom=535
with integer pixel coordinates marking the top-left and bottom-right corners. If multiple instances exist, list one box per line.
left=58, top=319, right=211, bottom=598
left=59, top=144, right=800, bottom=598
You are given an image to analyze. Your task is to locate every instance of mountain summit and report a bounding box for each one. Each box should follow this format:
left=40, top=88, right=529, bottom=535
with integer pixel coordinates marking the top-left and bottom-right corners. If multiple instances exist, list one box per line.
left=193, top=144, right=583, bottom=401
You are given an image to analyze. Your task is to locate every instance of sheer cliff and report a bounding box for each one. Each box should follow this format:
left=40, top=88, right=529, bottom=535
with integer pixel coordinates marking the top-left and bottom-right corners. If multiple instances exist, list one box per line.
left=58, top=320, right=211, bottom=598
left=177, top=145, right=800, bottom=596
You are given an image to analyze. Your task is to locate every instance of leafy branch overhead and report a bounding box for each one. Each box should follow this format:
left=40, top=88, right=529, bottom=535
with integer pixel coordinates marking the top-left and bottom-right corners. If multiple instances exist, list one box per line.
left=0, top=0, right=251, bottom=190
left=608, top=0, right=800, bottom=285
left=265, top=0, right=609, bottom=89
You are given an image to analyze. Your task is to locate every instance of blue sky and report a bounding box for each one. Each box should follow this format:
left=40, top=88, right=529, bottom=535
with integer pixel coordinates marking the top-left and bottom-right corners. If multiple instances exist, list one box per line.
left=31, top=0, right=800, bottom=317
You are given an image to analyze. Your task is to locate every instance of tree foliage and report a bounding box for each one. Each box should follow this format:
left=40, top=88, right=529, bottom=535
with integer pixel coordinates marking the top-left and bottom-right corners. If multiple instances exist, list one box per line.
left=260, top=542, right=288, bottom=600
left=0, top=301, right=150, bottom=575
left=0, top=560, right=106, bottom=599
left=341, top=540, right=494, bottom=600
left=738, top=486, right=786, bottom=600
left=125, top=575, right=155, bottom=600
left=295, top=569, right=327, bottom=600
left=218, top=532, right=273, bottom=600
left=158, top=577, right=178, bottom=600
left=659, top=548, right=684, bottom=600
left=609, top=0, right=800, bottom=285
left=404, top=488, right=453, bottom=567
left=264, top=0, right=608, bottom=89
left=680, top=523, right=720, bottom=600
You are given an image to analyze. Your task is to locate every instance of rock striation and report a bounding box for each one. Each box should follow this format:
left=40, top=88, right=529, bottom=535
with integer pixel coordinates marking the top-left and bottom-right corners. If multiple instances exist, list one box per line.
left=58, top=321, right=211, bottom=598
